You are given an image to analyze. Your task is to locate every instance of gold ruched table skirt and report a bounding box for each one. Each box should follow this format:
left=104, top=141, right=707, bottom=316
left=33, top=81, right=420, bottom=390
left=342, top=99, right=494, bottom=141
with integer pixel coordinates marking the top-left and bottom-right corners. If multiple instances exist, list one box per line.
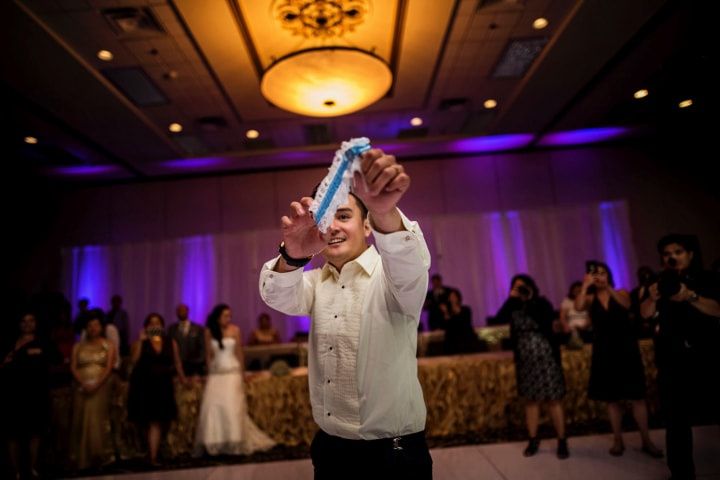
left=50, top=340, right=658, bottom=459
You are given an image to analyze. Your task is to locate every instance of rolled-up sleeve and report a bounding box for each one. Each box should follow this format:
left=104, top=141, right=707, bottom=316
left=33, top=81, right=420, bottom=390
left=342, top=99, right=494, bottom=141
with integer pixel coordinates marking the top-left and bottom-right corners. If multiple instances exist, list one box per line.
left=259, top=256, right=313, bottom=316
left=372, top=210, right=431, bottom=316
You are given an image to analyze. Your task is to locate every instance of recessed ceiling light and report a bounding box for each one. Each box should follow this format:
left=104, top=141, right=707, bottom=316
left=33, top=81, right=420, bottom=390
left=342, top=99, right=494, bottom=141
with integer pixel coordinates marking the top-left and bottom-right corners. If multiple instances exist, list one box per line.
left=410, top=117, right=423, bottom=127
left=97, top=50, right=114, bottom=61
left=533, top=18, right=549, bottom=30
left=169, top=123, right=183, bottom=133
left=246, top=129, right=260, bottom=139
left=483, top=99, right=498, bottom=109
left=24, top=136, right=38, bottom=144
left=678, top=99, right=693, bottom=109
left=633, top=89, right=649, bottom=99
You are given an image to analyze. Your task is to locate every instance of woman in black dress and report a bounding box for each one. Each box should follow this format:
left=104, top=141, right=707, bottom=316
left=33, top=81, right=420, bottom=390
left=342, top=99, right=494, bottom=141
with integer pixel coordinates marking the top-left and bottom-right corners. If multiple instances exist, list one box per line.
left=127, top=313, right=186, bottom=465
left=1, top=313, right=51, bottom=479
left=575, top=261, right=662, bottom=457
left=495, top=274, right=569, bottom=459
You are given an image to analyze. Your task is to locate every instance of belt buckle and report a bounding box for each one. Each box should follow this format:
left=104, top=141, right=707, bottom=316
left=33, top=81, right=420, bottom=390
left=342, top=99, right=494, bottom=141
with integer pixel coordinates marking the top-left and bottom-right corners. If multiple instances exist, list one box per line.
left=392, top=437, right=403, bottom=451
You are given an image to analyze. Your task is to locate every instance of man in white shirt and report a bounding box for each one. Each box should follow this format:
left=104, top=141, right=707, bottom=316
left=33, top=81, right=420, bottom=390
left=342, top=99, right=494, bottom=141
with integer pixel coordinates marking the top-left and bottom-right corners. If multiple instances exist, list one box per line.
left=259, top=149, right=432, bottom=479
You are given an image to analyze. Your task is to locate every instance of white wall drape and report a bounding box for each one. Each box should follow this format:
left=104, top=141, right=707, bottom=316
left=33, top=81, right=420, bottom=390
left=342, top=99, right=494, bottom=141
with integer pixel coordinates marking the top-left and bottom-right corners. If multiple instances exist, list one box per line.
left=62, top=200, right=636, bottom=341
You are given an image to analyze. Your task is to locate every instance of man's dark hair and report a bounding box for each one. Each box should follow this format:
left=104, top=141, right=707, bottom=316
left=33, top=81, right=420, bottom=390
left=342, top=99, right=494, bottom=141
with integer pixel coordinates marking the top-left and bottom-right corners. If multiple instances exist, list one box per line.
left=657, top=233, right=703, bottom=271
left=311, top=184, right=368, bottom=219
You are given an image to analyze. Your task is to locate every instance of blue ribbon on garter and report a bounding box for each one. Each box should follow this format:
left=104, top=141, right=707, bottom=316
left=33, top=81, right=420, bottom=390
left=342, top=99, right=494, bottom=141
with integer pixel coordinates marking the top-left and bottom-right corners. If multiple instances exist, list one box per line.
left=314, top=143, right=371, bottom=226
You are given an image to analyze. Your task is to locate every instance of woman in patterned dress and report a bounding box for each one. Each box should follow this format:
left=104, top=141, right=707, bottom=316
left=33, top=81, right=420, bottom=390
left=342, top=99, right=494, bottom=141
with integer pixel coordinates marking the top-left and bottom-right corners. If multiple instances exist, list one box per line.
left=495, top=274, right=569, bottom=459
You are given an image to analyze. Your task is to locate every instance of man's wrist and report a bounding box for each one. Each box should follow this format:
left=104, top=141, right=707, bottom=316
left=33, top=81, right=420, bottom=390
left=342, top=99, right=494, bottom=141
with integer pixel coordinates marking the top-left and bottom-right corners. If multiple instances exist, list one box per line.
left=368, top=208, right=403, bottom=234
left=279, top=241, right=312, bottom=268
left=687, top=290, right=700, bottom=303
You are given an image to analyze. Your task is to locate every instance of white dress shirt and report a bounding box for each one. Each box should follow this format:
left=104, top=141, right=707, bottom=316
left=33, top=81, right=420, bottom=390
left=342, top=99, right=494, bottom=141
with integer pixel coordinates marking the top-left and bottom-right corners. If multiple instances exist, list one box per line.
left=259, top=211, right=431, bottom=440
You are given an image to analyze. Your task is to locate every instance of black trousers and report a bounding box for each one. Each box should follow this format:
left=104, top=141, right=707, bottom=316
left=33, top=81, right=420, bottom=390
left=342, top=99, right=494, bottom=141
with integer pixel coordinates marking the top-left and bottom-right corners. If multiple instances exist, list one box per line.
left=310, top=429, right=433, bottom=480
left=657, top=345, right=720, bottom=480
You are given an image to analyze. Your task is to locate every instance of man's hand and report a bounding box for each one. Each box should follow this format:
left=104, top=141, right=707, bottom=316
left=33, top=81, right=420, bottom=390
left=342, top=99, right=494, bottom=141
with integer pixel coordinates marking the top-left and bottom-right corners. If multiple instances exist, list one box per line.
left=353, top=149, right=410, bottom=233
left=280, top=197, right=326, bottom=260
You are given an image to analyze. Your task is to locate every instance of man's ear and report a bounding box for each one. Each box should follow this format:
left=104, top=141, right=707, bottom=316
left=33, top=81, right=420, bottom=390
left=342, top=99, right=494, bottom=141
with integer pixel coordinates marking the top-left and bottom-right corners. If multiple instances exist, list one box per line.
left=363, top=217, right=372, bottom=238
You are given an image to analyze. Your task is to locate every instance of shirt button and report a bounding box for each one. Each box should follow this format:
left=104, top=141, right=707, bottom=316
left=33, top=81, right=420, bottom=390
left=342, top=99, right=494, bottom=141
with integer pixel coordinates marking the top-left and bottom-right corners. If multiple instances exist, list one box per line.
left=327, top=379, right=331, bottom=384
left=334, top=315, right=338, bottom=318
left=341, top=285, right=345, bottom=289
left=329, top=346, right=333, bottom=351
left=327, top=412, right=331, bottom=416
left=404, top=235, right=411, bottom=241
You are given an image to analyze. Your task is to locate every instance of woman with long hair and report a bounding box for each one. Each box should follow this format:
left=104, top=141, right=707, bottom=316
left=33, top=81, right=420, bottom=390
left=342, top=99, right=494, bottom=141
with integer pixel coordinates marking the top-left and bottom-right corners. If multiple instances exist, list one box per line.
left=576, top=261, right=662, bottom=457
left=194, top=304, right=275, bottom=456
left=127, top=313, right=186, bottom=465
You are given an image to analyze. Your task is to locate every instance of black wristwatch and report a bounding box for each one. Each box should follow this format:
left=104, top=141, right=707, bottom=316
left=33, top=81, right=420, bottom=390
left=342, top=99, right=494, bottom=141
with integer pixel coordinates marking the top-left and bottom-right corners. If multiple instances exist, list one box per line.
left=278, top=241, right=312, bottom=268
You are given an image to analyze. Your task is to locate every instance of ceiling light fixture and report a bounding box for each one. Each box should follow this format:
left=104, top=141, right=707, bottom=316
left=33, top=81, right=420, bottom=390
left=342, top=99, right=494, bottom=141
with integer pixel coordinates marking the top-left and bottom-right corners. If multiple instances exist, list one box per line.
left=97, top=49, right=114, bottom=61
left=532, top=18, right=549, bottom=30
left=483, top=99, right=498, bottom=109
left=678, top=99, right=693, bottom=109
left=259, top=1, right=391, bottom=117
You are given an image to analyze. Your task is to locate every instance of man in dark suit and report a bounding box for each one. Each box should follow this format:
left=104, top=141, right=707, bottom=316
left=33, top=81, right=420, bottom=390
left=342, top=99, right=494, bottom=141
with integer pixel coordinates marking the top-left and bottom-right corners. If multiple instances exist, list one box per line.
left=167, top=303, right=206, bottom=377
left=423, top=274, right=459, bottom=331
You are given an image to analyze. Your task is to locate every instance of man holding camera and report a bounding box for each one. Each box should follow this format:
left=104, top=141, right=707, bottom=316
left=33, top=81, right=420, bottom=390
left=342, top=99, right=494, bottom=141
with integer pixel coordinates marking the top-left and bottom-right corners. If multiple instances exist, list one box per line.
left=641, top=234, right=720, bottom=480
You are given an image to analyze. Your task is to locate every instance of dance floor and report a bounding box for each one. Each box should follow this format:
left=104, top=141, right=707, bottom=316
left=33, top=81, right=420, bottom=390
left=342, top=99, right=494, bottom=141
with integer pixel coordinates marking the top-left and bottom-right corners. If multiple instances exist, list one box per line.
left=78, top=426, right=720, bottom=480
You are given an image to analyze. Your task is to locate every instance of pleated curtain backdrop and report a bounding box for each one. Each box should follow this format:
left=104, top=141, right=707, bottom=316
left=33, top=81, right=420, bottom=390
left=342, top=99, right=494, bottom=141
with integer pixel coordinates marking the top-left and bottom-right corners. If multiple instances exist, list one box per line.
left=63, top=200, right=636, bottom=342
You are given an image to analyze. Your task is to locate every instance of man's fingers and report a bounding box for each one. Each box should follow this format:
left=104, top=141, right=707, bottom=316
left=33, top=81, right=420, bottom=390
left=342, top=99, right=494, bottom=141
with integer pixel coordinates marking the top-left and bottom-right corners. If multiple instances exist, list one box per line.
left=360, top=148, right=383, bottom=172
left=290, top=201, right=306, bottom=218
left=300, top=197, right=314, bottom=209
left=385, top=172, right=410, bottom=193
left=364, top=155, right=397, bottom=186
left=366, top=164, right=407, bottom=195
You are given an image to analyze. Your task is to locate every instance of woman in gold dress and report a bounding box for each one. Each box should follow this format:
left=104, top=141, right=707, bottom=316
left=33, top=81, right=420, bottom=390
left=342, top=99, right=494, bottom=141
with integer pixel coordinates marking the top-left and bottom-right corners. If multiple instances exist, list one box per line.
left=69, top=310, right=116, bottom=470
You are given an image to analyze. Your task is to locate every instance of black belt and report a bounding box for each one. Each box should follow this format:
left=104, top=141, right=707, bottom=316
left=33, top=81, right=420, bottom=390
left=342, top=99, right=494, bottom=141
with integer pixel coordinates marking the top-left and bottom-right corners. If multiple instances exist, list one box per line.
left=318, top=429, right=426, bottom=451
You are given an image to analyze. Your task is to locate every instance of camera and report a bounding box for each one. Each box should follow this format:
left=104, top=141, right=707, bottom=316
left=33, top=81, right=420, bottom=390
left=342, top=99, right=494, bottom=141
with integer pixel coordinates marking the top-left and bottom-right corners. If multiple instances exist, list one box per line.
left=586, top=260, right=599, bottom=274
left=641, top=259, right=682, bottom=298
left=657, top=269, right=682, bottom=298
left=517, top=285, right=531, bottom=297
left=147, top=327, right=164, bottom=338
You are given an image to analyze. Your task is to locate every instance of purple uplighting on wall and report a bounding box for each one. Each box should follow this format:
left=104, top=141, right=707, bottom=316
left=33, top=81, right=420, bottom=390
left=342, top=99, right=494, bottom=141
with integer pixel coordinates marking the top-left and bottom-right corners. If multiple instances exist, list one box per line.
left=161, top=157, right=231, bottom=169
left=294, top=316, right=311, bottom=335
left=48, top=165, right=123, bottom=176
left=538, top=127, right=631, bottom=147
left=506, top=211, right=528, bottom=273
left=449, top=134, right=534, bottom=153
left=179, top=236, right=217, bottom=325
left=598, top=201, right=633, bottom=289
left=69, top=246, right=111, bottom=310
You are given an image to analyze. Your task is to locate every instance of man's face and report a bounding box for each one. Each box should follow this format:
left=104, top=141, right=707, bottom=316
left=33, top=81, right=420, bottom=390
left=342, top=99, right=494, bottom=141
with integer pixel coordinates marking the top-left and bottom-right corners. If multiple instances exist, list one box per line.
left=431, top=277, right=443, bottom=289
left=320, top=195, right=371, bottom=269
left=20, top=314, right=36, bottom=335
left=662, top=243, right=694, bottom=271
left=176, top=304, right=189, bottom=321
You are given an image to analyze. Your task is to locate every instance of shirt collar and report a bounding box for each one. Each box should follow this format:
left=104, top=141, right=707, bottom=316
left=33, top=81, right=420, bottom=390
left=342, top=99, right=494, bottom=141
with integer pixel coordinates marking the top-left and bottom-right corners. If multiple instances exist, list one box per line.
left=321, top=244, right=379, bottom=280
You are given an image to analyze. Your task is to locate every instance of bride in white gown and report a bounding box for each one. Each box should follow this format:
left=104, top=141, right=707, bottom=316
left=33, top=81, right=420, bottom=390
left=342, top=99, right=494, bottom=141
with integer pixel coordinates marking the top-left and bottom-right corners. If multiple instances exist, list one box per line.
left=194, top=304, right=275, bottom=456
